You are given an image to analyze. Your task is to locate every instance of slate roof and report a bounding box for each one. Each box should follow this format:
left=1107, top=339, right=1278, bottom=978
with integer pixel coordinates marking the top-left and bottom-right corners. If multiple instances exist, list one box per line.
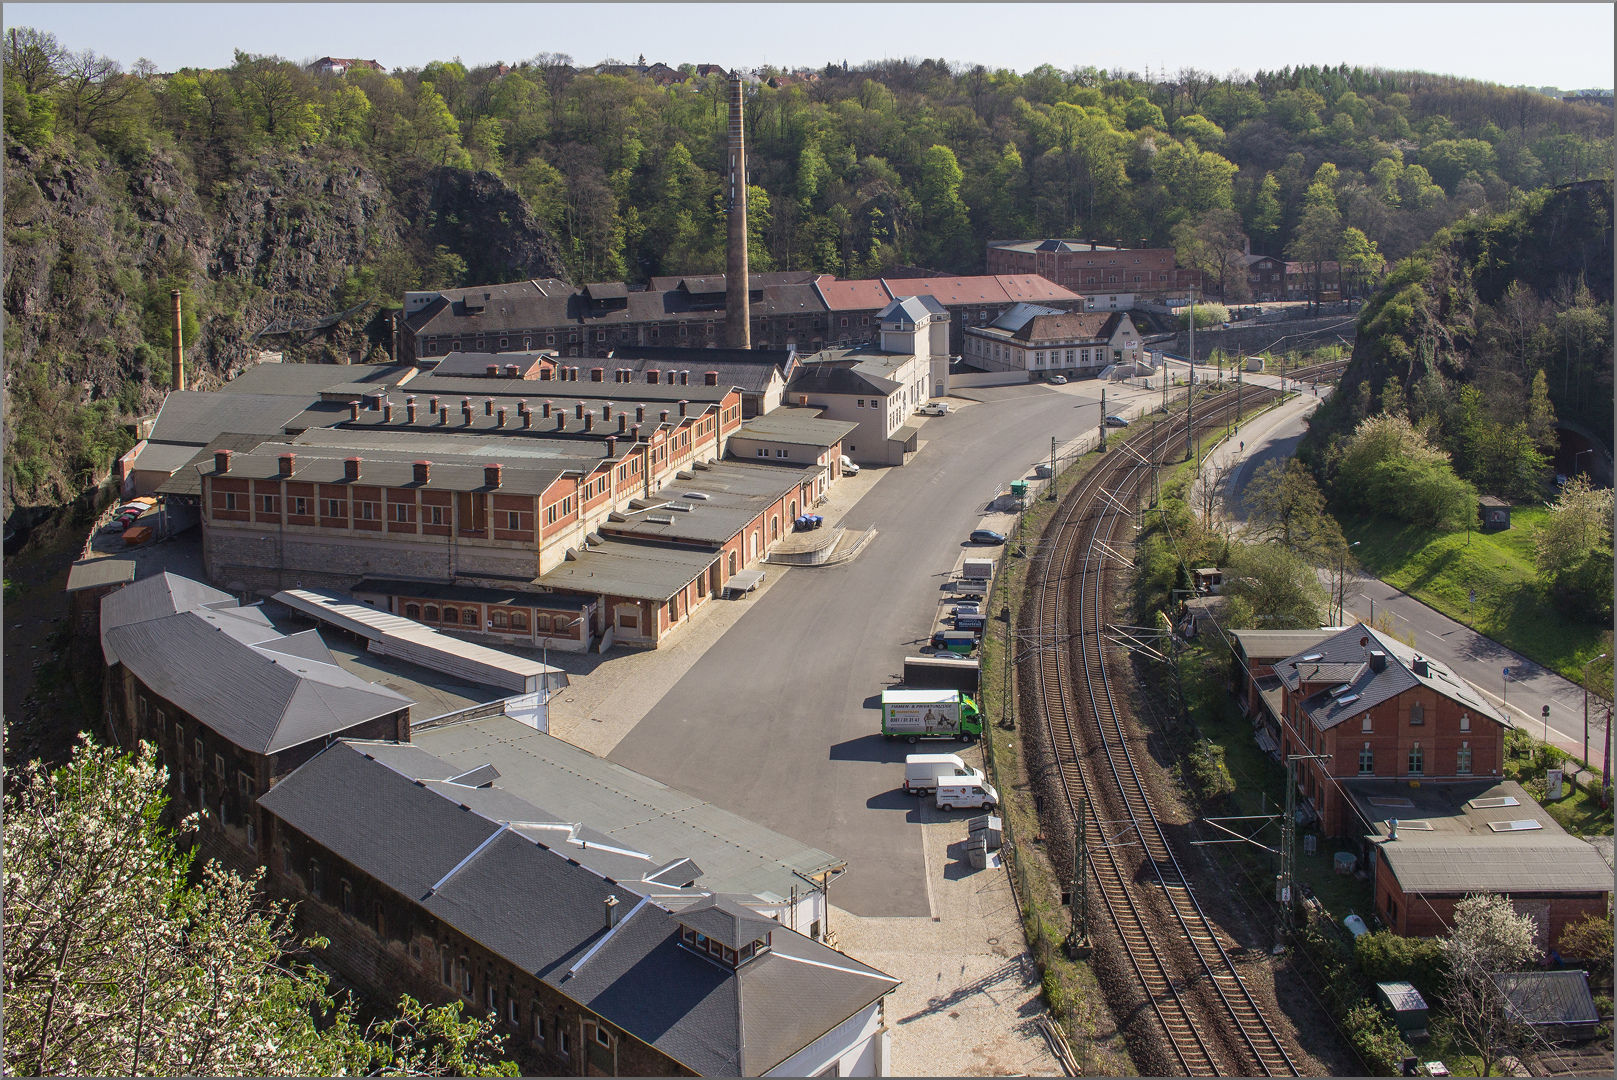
left=220, top=363, right=409, bottom=397
left=675, top=895, right=780, bottom=948
left=147, top=391, right=318, bottom=446
left=1011, top=312, right=1125, bottom=344
left=1230, top=629, right=1333, bottom=664
left=430, top=351, right=553, bottom=378
left=102, top=575, right=411, bottom=754
left=786, top=365, right=902, bottom=399
left=261, top=740, right=895, bottom=1075
left=987, top=302, right=1066, bottom=333
left=1276, top=626, right=1508, bottom=730
left=877, top=295, right=934, bottom=328
left=201, top=444, right=569, bottom=497
left=156, top=434, right=281, bottom=497
left=413, top=716, right=844, bottom=903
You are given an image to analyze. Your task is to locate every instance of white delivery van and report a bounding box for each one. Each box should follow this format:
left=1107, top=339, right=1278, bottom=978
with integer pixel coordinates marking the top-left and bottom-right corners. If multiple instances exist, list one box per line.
left=936, top=776, right=999, bottom=811
left=904, top=753, right=981, bottom=795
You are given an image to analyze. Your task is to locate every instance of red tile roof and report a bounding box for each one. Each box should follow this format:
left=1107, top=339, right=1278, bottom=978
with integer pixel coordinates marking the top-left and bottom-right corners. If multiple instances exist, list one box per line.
left=812, top=275, right=894, bottom=311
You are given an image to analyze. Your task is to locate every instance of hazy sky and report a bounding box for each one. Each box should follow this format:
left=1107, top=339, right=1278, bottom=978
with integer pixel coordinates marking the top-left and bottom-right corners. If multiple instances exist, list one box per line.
left=5, top=3, right=1613, bottom=90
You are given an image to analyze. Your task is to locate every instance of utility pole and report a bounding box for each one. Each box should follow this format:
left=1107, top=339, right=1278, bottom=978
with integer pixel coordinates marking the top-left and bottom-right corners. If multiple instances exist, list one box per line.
left=1583, top=654, right=1606, bottom=771
left=1067, top=796, right=1090, bottom=956
left=1099, top=387, right=1108, bottom=452
left=1002, top=604, right=1013, bottom=730
left=1278, top=752, right=1330, bottom=951
left=1050, top=437, right=1059, bottom=500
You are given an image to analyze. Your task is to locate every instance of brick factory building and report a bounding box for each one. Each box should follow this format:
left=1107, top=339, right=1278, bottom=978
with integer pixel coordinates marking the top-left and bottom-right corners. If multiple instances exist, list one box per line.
left=985, top=238, right=1203, bottom=301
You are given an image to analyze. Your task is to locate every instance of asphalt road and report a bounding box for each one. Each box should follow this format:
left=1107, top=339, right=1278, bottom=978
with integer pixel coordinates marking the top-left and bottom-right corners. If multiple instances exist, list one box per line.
left=609, top=381, right=1128, bottom=917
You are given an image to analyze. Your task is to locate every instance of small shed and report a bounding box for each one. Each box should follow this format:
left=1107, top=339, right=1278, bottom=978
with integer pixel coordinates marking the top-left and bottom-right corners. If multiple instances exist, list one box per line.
left=1193, top=568, right=1223, bottom=595
left=1478, top=495, right=1511, bottom=531
left=1375, top=981, right=1430, bottom=1041
left=1492, top=970, right=1601, bottom=1040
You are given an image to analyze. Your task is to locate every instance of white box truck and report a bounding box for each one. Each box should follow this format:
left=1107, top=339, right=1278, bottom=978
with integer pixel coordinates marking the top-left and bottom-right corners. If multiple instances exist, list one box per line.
left=904, top=753, right=981, bottom=795
left=881, top=689, right=984, bottom=743
left=936, top=775, right=999, bottom=811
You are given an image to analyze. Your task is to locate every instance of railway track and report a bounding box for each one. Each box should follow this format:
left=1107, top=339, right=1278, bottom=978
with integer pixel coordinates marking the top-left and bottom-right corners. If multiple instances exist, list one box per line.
left=1027, top=364, right=1344, bottom=1076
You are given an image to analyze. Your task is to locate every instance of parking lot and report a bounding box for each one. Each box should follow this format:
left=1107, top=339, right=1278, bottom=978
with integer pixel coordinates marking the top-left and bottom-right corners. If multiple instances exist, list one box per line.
left=607, top=375, right=1167, bottom=916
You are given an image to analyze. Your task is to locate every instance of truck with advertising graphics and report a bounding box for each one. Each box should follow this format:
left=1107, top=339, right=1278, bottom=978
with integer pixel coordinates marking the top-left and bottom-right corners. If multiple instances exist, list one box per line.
left=881, top=689, right=983, bottom=743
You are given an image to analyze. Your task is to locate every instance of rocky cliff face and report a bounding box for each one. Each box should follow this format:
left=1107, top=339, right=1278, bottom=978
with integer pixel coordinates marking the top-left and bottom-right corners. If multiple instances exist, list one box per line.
left=2, top=139, right=565, bottom=515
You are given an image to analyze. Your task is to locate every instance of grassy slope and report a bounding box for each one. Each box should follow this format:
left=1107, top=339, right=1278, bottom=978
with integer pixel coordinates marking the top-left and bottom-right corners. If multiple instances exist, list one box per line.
left=1341, top=507, right=1607, bottom=683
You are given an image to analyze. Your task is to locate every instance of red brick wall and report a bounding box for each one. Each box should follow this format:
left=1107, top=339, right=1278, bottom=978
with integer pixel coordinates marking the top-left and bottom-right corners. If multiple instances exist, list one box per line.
left=1376, top=857, right=1609, bottom=945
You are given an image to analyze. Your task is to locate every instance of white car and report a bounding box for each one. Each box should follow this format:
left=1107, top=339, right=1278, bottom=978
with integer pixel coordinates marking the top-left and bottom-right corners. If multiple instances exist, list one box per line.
left=917, top=402, right=950, bottom=416
left=839, top=455, right=860, bottom=475
left=1048, top=375, right=1068, bottom=385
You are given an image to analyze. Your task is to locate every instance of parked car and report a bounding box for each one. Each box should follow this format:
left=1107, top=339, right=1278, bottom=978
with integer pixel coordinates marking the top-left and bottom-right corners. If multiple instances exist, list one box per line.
left=917, top=402, right=949, bottom=416
left=839, top=455, right=860, bottom=475
left=1033, top=464, right=1052, bottom=478
left=1104, top=415, right=1130, bottom=427
left=969, top=529, right=1005, bottom=545
left=1049, top=375, right=1068, bottom=385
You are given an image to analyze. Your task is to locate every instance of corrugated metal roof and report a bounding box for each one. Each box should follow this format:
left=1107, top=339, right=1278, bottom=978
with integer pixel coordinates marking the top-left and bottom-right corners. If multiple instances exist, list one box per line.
left=130, top=440, right=208, bottom=474
left=204, top=446, right=568, bottom=496
left=353, top=577, right=593, bottom=609
left=220, top=363, right=408, bottom=397
left=65, top=556, right=136, bottom=592
left=1493, top=971, right=1600, bottom=1025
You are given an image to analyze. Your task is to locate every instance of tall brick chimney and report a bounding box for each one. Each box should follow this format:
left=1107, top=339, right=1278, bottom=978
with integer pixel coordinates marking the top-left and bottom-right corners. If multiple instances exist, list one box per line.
left=169, top=289, right=185, bottom=391
left=724, top=74, right=751, bottom=349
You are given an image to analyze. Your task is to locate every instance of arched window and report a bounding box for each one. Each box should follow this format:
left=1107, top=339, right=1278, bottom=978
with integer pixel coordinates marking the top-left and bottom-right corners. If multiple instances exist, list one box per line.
left=1409, top=702, right=1425, bottom=726
left=511, top=612, right=528, bottom=631
left=536, top=613, right=552, bottom=631
left=492, top=610, right=509, bottom=629
left=405, top=603, right=421, bottom=619
left=424, top=605, right=439, bottom=622
left=770, top=516, right=779, bottom=540
left=441, top=607, right=458, bottom=624
left=463, top=608, right=479, bottom=626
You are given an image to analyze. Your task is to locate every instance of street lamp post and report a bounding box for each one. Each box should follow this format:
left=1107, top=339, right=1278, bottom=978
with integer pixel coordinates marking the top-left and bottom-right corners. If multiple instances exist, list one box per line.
left=1337, top=541, right=1360, bottom=624
left=1584, top=654, right=1607, bottom=770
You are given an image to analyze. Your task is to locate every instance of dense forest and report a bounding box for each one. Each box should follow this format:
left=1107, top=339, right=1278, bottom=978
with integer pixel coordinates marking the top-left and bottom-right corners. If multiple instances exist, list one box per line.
left=3, top=26, right=1614, bottom=512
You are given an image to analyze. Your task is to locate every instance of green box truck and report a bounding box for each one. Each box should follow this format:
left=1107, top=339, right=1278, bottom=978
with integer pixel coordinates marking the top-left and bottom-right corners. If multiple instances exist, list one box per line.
left=881, top=689, right=983, bottom=743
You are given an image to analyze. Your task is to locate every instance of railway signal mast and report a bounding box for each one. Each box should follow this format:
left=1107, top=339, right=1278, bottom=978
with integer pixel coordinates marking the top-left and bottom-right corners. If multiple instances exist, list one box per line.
left=1278, top=753, right=1331, bottom=952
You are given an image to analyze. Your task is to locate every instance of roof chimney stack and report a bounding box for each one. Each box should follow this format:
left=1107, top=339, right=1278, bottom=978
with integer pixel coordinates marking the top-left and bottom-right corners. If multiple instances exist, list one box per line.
left=584, top=411, right=594, bottom=432
left=506, top=364, right=520, bottom=378
left=349, top=399, right=361, bottom=420
left=543, top=400, right=553, bottom=418
left=636, top=405, right=645, bottom=423
left=439, top=405, right=449, bottom=425
left=486, top=364, right=499, bottom=377
left=383, top=400, right=393, bottom=423
left=406, top=397, right=418, bottom=424
left=497, top=406, right=507, bottom=427
left=1369, top=649, right=1387, bottom=673
left=679, top=399, right=688, bottom=417
left=724, top=73, right=751, bottom=349
left=484, top=398, right=494, bottom=417
left=660, top=409, right=670, bottom=424
left=214, top=449, right=232, bottom=473
left=591, top=366, right=604, bottom=382
left=413, top=460, right=431, bottom=484
left=278, top=452, right=295, bottom=478
left=606, top=435, right=617, bottom=457
left=484, top=464, right=503, bottom=488
left=605, top=894, right=621, bottom=929
left=705, top=370, right=719, bottom=385
left=1412, top=656, right=1430, bottom=677
left=618, top=414, right=627, bottom=433
left=429, top=395, right=439, bottom=414
left=575, top=402, right=585, bottom=420
left=344, top=457, right=361, bottom=481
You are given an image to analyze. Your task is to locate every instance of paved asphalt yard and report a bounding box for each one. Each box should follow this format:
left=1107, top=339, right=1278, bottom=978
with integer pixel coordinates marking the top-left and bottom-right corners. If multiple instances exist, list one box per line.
left=610, top=379, right=1153, bottom=917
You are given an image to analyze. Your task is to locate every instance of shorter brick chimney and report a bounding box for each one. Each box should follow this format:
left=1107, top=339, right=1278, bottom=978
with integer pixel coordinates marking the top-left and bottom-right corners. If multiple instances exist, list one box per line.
left=462, top=402, right=473, bottom=425
left=575, top=402, right=585, bottom=420
left=660, top=410, right=670, bottom=423
left=278, top=452, right=295, bottom=478
left=647, top=369, right=660, bottom=384
left=678, top=399, right=688, bottom=417
left=522, top=407, right=533, bottom=429
left=348, top=399, right=361, bottom=420
left=406, top=397, right=418, bottom=423
left=486, top=364, right=499, bottom=377
left=680, top=370, right=690, bottom=385
left=383, top=401, right=393, bottom=423
left=413, top=460, right=431, bottom=484
left=557, top=412, right=567, bottom=429
left=631, top=424, right=641, bottom=442
left=602, top=402, right=613, bottom=421
left=484, top=398, right=494, bottom=416
left=636, top=405, right=646, bottom=422
left=605, top=435, right=617, bottom=457
left=543, top=400, right=553, bottom=418
left=505, top=364, right=520, bottom=378
left=584, top=411, right=595, bottom=432
left=429, top=396, right=439, bottom=413
left=591, top=367, right=604, bottom=382
left=497, top=406, right=507, bottom=427
left=439, top=406, right=449, bottom=425
left=704, top=370, right=719, bottom=385
left=618, top=414, right=628, bottom=433
left=344, top=457, right=361, bottom=481
left=214, top=449, right=232, bottom=473
left=484, top=464, right=503, bottom=488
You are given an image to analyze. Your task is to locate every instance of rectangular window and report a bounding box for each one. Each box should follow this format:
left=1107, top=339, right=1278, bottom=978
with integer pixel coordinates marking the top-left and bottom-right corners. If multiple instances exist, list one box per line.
left=856, top=399, right=864, bottom=408
left=287, top=497, right=305, bottom=516
left=246, top=822, right=256, bottom=850
left=558, top=1030, right=569, bottom=1057
left=1359, top=744, right=1374, bottom=775
left=533, top=1009, right=545, bottom=1044
left=757, top=448, right=768, bottom=457
left=310, top=861, right=323, bottom=899
left=324, top=498, right=345, bottom=518
left=1408, top=743, right=1424, bottom=775
left=214, top=753, right=225, bottom=781
left=194, top=737, right=204, bottom=763
left=507, top=511, right=521, bottom=530
left=1457, top=741, right=1472, bottom=774
left=1459, top=713, right=1470, bottom=732
left=508, top=997, right=519, bottom=1024
left=260, top=494, right=278, bottom=514
left=342, top=881, right=354, bottom=916
left=1361, top=716, right=1372, bottom=733
left=428, top=505, right=445, bottom=526
left=442, top=952, right=454, bottom=986
left=224, top=492, right=239, bottom=511
left=461, top=961, right=474, bottom=996
left=545, top=504, right=558, bottom=525
left=391, top=502, right=417, bottom=523
left=357, top=502, right=378, bottom=521
left=776, top=449, right=788, bottom=458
